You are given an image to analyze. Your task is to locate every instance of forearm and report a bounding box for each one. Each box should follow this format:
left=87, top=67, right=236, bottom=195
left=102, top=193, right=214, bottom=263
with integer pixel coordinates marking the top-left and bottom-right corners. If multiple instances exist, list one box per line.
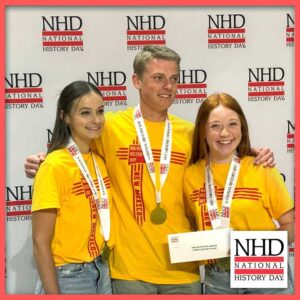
left=277, top=209, right=295, bottom=245
left=278, top=223, right=294, bottom=244
left=33, top=243, right=60, bottom=294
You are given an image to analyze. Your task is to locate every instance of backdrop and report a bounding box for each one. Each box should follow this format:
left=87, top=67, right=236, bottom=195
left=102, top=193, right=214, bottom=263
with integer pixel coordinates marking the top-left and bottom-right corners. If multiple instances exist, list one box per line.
left=5, top=6, right=295, bottom=294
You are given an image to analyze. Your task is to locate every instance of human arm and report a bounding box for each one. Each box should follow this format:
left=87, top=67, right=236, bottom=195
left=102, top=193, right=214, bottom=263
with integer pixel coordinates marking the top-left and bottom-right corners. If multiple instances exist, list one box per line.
left=24, top=152, right=46, bottom=178
left=252, top=147, right=275, bottom=167
left=182, top=167, right=199, bottom=232
left=277, top=209, right=295, bottom=244
left=183, top=195, right=198, bottom=232
left=265, top=166, right=294, bottom=244
left=32, top=209, right=59, bottom=294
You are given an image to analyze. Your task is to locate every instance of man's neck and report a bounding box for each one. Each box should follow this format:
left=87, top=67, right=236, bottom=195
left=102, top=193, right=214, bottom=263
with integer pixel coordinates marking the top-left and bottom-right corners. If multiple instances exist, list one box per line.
left=139, top=102, right=168, bottom=122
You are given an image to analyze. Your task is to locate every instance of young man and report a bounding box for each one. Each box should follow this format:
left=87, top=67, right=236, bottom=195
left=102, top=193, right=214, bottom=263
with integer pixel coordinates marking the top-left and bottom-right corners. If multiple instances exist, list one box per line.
left=25, top=45, right=274, bottom=294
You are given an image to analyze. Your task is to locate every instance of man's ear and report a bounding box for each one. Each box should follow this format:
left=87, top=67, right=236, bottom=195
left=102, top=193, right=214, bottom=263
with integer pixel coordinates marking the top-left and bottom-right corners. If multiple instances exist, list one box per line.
left=132, top=74, right=141, bottom=89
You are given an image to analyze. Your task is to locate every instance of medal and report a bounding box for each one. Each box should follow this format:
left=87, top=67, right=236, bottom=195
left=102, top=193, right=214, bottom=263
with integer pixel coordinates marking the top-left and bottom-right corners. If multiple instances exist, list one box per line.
left=216, top=257, right=230, bottom=271
left=101, top=242, right=110, bottom=262
left=150, top=205, right=167, bottom=224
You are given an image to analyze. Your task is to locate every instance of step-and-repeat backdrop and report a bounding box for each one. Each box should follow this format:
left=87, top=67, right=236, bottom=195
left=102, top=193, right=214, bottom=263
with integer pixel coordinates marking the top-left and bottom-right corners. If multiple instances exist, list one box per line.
left=5, top=6, right=295, bottom=294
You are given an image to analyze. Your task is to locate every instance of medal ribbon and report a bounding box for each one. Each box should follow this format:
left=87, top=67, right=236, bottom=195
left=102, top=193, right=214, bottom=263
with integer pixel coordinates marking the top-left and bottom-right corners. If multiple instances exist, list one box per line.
left=205, top=154, right=240, bottom=229
left=133, top=104, right=172, bottom=205
left=66, top=138, right=110, bottom=242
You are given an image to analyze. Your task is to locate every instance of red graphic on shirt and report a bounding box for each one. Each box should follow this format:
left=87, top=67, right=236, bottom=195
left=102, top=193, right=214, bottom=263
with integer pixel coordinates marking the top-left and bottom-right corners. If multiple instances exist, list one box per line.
left=87, top=197, right=99, bottom=258
left=72, top=177, right=111, bottom=196
left=191, top=184, right=262, bottom=228
left=131, top=163, right=145, bottom=225
left=71, top=176, right=111, bottom=257
left=116, top=137, right=187, bottom=225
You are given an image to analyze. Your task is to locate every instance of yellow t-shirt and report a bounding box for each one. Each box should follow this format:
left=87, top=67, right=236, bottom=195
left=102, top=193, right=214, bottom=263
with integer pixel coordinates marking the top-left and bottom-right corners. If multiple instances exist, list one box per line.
left=183, top=156, right=294, bottom=232
left=93, top=107, right=200, bottom=284
left=32, top=148, right=113, bottom=266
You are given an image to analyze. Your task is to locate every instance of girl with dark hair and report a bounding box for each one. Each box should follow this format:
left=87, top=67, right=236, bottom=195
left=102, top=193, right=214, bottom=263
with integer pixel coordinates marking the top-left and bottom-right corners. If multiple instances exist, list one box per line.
left=32, top=81, right=113, bottom=294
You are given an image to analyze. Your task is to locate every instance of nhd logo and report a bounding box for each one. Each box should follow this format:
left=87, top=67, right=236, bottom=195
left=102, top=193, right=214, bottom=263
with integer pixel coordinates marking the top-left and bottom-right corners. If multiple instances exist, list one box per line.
left=230, top=231, right=288, bottom=288
left=286, top=14, right=294, bottom=47
left=42, top=16, right=84, bottom=52
left=286, top=120, right=294, bottom=153
left=208, top=14, right=246, bottom=49
left=5, top=73, right=44, bottom=109
left=174, top=69, right=207, bottom=105
left=248, top=67, right=285, bottom=102
left=87, top=71, right=128, bottom=106
left=126, top=15, right=166, bottom=50
left=6, top=185, right=33, bottom=222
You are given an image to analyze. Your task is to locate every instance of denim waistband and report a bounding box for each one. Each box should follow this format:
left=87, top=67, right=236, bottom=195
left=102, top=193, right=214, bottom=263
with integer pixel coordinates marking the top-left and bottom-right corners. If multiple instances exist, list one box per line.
left=205, top=262, right=230, bottom=273
left=56, top=255, right=103, bottom=271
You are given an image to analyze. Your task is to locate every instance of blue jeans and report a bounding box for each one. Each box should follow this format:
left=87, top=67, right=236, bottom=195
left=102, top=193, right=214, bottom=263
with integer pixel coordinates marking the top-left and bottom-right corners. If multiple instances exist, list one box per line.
left=204, top=264, right=294, bottom=294
left=35, top=256, right=112, bottom=294
left=112, top=279, right=203, bottom=294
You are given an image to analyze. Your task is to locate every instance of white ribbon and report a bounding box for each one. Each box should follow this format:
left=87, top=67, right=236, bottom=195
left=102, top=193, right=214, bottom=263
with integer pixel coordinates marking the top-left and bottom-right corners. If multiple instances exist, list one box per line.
left=66, top=138, right=110, bottom=242
left=205, top=154, right=240, bottom=229
left=133, top=104, right=172, bottom=205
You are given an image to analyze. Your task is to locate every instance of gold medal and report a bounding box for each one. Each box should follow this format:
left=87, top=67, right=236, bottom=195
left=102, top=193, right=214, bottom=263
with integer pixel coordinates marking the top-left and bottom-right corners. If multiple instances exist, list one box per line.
left=216, top=257, right=230, bottom=271
left=101, top=242, right=110, bottom=262
left=150, top=205, right=167, bottom=224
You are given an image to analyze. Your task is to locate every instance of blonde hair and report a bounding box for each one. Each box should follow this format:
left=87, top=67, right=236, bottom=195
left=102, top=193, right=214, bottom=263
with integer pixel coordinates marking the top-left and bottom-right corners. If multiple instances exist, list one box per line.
left=133, top=45, right=180, bottom=77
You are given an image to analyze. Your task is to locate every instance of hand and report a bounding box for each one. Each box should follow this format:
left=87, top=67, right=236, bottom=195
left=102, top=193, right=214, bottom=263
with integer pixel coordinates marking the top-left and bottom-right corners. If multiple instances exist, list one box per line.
left=252, top=147, right=275, bottom=167
left=24, top=152, right=46, bottom=178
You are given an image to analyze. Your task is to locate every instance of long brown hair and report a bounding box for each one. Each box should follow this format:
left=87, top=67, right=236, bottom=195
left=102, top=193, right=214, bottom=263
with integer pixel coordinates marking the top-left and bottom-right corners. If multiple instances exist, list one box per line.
left=48, top=81, right=103, bottom=154
left=190, top=92, right=255, bottom=164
